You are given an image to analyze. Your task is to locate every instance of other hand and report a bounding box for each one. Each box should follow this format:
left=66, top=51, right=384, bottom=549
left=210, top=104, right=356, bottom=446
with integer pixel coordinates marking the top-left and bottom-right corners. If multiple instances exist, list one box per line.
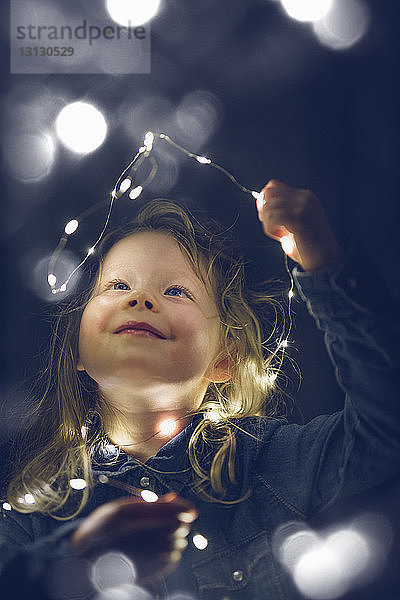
left=70, top=492, right=198, bottom=584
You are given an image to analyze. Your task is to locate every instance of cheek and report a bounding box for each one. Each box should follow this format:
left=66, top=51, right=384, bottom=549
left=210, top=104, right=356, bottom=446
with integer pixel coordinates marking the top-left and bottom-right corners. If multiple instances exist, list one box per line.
left=78, top=299, right=111, bottom=353
left=173, top=310, right=220, bottom=357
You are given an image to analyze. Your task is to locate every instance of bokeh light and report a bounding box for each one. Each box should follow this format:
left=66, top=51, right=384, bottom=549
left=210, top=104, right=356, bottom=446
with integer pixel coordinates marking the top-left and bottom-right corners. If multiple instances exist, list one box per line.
left=28, top=250, right=81, bottom=302
left=325, top=529, right=369, bottom=581
left=192, top=534, right=208, bottom=550
left=55, top=102, right=108, bottom=154
left=313, top=0, right=370, bottom=50
left=119, top=95, right=174, bottom=141
left=292, top=528, right=371, bottom=598
left=280, top=528, right=321, bottom=571
left=106, top=0, right=161, bottom=27
left=293, top=544, right=348, bottom=599
left=143, top=144, right=180, bottom=195
left=95, top=583, right=153, bottom=600
left=280, top=0, right=333, bottom=22
left=174, top=89, right=222, bottom=150
left=4, top=131, right=55, bottom=182
left=91, top=552, right=137, bottom=592
left=274, top=516, right=392, bottom=599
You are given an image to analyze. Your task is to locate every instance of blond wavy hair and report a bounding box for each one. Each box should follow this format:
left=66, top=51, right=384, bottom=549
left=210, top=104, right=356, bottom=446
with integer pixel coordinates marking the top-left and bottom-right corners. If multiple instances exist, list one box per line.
left=6, top=199, right=290, bottom=519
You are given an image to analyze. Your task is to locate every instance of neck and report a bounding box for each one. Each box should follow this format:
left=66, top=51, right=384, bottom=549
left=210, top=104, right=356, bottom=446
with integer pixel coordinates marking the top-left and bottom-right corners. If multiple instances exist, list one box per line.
left=107, top=408, right=195, bottom=461
left=98, top=380, right=207, bottom=461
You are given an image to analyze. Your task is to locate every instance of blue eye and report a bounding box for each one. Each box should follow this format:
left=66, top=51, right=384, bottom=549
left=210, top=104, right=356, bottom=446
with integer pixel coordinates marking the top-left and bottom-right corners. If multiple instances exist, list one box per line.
left=165, top=285, right=191, bottom=298
left=112, top=281, right=130, bottom=290
left=107, top=281, right=191, bottom=298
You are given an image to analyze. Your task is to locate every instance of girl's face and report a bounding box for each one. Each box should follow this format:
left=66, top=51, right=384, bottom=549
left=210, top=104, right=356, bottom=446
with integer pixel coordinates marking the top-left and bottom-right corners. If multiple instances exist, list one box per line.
left=77, top=231, right=228, bottom=405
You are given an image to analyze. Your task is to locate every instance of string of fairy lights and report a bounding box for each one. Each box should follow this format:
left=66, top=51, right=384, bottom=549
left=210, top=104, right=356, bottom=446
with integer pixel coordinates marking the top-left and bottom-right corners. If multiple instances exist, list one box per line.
left=47, top=131, right=297, bottom=297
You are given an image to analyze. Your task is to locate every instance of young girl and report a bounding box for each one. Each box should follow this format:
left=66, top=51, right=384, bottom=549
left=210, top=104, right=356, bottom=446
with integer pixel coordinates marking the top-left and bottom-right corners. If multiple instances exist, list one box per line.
left=1, top=179, right=399, bottom=600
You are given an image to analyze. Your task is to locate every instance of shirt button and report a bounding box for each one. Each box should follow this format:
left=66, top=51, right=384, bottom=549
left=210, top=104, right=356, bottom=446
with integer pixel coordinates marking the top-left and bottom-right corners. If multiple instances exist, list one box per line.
left=140, top=476, right=150, bottom=487
left=232, top=569, right=244, bottom=582
left=346, top=277, right=357, bottom=290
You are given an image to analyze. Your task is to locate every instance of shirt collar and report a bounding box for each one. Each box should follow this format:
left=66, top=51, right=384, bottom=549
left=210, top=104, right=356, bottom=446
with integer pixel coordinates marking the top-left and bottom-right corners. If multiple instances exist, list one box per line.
left=92, top=412, right=204, bottom=491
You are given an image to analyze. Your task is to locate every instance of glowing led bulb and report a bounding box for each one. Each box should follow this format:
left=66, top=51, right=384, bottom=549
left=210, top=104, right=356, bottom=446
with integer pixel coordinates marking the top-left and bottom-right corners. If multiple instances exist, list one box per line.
left=24, top=493, right=35, bottom=505
left=196, top=156, right=211, bottom=165
left=2, top=502, right=11, bottom=511
left=280, top=234, right=295, bottom=256
left=129, top=185, right=143, bottom=200
left=207, top=408, right=222, bottom=423
left=251, top=190, right=263, bottom=201
left=64, top=219, right=79, bottom=235
left=268, top=373, right=278, bottom=384
left=144, top=131, right=154, bottom=152
left=280, top=340, right=289, bottom=348
left=47, top=273, right=57, bottom=287
left=88, top=247, right=95, bottom=255
left=141, top=490, right=159, bottom=503
left=59, top=284, right=67, bottom=292
left=193, top=534, right=208, bottom=550
left=252, top=190, right=264, bottom=212
left=119, top=178, right=132, bottom=193
left=288, top=289, right=294, bottom=299
left=159, top=419, right=177, bottom=436
left=69, top=478, right=87, bottom=490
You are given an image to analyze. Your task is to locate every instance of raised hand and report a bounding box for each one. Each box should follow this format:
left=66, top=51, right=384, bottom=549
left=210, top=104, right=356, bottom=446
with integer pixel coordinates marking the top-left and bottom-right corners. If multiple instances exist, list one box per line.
left=256, top=179, right=345, bottom=272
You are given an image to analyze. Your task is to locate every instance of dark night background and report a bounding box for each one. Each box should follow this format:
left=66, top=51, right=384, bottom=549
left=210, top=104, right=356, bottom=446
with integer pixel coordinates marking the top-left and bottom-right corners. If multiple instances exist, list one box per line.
left=1, top=0, right=400, bottom=598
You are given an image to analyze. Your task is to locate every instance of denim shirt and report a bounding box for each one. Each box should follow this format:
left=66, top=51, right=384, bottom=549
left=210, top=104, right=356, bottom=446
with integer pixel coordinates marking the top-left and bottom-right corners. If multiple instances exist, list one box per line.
left=1, top=242, right=399, bottom=600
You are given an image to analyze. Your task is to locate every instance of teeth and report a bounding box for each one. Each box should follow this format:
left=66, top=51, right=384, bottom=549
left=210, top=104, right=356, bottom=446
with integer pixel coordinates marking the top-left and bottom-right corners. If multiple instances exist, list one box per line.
left=125, top=328, right=158, bottom=335
left=116, top=327, right=163, bottom=338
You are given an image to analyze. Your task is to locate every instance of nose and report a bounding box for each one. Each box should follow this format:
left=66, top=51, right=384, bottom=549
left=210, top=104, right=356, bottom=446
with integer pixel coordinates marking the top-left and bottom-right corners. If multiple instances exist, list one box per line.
left=126, top=289, right=159, bottom=311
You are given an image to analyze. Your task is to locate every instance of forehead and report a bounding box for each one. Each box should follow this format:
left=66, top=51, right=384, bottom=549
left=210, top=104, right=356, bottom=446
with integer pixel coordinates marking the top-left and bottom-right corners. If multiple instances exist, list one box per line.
left=100, top=230, right=206, bottom=286
left=102, top=230, right=187, bottom=269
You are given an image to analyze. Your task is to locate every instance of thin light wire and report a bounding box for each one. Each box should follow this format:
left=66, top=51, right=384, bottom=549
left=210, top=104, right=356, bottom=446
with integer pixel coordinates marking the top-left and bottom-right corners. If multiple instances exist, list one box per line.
left=48, top=131, right=294, bottom=295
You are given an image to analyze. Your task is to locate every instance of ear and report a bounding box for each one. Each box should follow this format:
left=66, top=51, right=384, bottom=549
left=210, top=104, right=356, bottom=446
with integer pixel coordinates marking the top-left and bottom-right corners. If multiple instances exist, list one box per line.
left=208, top=356, right=232, bottom=383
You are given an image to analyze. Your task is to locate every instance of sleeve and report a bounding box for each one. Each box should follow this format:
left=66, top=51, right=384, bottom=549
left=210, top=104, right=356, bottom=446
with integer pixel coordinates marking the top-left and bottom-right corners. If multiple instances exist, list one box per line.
left=0, top=507, right=89, bottom=599
left=254, top=240, right=400, bottom=517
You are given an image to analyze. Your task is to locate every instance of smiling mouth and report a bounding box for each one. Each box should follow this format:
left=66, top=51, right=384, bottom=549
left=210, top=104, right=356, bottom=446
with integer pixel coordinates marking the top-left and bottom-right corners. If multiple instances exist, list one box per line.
left=116, top=329, right=164, bottom=339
